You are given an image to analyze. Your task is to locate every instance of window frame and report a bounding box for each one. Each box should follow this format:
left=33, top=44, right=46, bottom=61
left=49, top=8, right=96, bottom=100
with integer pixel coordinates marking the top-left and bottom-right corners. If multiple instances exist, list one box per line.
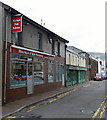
left=38, top=32, right=43, bottom=51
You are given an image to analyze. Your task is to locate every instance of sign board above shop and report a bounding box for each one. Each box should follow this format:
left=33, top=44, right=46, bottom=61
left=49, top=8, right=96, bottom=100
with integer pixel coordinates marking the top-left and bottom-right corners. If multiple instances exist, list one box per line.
left=11, top=47, right=49, bottom=59
left=12, top=16, right=22, bottom=32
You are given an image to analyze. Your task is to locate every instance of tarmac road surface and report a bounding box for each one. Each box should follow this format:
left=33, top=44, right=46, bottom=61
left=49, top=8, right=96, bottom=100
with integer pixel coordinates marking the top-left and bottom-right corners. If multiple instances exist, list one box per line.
left=3, top=80, right=106, bottom=119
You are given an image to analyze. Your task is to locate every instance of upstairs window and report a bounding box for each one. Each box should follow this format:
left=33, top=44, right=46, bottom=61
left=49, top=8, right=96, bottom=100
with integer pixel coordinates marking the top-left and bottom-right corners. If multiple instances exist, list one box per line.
left=38, top=32, right=42, bottom=51
left=17, top=32, right=23, bottom=45
left=57, top=42, right=60, bottom=57
left=12, top=32, right=23, bottom=45
left=52, top=39, right=55, bottom=55
left=48, top=35, right=55, bottom=55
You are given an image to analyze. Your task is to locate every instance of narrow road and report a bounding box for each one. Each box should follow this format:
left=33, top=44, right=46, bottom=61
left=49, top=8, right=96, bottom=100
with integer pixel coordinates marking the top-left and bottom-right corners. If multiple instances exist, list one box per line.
left=4, top=80, right=106, bottom=119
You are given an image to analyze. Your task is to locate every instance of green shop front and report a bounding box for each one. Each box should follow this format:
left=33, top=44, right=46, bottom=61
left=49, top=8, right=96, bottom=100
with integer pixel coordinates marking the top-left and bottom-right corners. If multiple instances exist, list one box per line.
left=66, top=65, right=87, bottom=87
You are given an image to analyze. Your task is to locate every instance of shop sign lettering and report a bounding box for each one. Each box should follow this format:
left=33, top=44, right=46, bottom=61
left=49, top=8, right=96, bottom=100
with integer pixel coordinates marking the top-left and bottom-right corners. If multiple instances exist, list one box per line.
left=11, top=47, right=49, bottom=58
left=12, top=16, right=22, bottom=32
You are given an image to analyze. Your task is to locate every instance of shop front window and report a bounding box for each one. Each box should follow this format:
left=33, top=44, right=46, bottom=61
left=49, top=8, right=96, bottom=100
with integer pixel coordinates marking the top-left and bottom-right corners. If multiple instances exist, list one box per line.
left=10, top=60, right=27, bottom=88
left=56, top=61, right=59, bottom=82
left=61, top=64, right=65, bottom=81
left=56, top=61, right=64, bottom=82
left=48, top=60, right=54, bottom=83
left=34, top=62, right=44, bottom=85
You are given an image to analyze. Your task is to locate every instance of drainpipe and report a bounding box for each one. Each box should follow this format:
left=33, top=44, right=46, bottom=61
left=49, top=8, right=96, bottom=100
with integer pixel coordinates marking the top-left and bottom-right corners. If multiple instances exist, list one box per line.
left=64, top=45, right=67, bottom=87
left=4, top=13, right=8, bottom=103
left=4, top=8, right=11, bottom=103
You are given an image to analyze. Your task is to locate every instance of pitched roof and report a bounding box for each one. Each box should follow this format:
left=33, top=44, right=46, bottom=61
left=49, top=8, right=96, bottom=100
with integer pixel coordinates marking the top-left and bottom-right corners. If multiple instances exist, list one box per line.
left=0, top=2, right=69, bottom=43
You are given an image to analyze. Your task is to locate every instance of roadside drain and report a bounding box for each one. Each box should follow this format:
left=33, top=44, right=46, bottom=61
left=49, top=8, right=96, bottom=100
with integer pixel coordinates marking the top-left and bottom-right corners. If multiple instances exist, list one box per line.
left=80, top=109, right=95, bottom=114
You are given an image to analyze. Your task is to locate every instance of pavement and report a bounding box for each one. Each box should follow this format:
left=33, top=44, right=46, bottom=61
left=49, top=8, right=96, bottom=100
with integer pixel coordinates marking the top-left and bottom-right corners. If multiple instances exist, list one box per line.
left=2, top=81, right=90, bottom=118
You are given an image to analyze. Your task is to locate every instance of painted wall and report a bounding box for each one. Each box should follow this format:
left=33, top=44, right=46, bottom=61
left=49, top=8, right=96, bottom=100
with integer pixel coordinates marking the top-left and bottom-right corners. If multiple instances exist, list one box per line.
left=7, top=17, right=66, bottom=58
left=66, top=50, right=86, bottom=67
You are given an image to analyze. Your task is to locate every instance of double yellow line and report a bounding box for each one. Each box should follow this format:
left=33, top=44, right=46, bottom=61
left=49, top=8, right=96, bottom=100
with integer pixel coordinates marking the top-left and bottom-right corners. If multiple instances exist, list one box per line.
left=92, top=96, right=107, bottom=119
left=25, top=88, right=79, bottom=113
left=4, top=115, right=16, bottom=120
left=3, top=83, right=92, bottom=119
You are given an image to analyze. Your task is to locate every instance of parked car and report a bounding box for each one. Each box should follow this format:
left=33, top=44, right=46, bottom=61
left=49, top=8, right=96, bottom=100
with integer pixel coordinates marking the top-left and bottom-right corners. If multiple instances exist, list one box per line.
left=93, top=73, right=103, bottom=81
left=103, top=74, right=107, bottom=80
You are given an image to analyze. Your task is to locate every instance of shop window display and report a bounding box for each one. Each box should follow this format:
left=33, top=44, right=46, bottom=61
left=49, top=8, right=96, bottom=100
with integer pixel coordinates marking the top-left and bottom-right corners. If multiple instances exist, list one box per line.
left=10, top=60, right=27, bottom=88
left=10, top=54, right=33, bottom=88
left=34, top=62, right=44, bottom=85
left=48, top=60, right=54, bottom=83
left=10, top=53, right=45, bottom=88
left=56, top=61, right=64, bottom=82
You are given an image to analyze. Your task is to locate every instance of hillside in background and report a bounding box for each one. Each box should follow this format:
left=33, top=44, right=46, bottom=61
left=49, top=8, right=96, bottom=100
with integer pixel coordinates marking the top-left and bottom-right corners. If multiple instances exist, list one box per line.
left=88, top=52, right=105, bottom=60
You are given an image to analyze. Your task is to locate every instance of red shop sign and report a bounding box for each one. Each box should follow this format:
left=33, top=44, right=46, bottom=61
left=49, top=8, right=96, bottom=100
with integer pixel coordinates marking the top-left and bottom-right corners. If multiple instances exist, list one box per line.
left=12, top=16, right=22, bottom=32
left=11, top=47, right=49, bottom=59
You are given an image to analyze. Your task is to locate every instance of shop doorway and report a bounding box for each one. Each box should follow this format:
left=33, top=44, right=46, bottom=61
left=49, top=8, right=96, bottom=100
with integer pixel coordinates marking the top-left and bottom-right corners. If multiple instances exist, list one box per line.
left=27, top=62, right=34, bottom=94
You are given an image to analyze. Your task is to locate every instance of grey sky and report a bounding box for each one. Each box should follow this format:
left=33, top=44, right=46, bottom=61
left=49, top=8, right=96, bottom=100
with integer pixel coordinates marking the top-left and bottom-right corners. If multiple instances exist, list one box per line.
left=1, top=0, right=105, bottom=53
